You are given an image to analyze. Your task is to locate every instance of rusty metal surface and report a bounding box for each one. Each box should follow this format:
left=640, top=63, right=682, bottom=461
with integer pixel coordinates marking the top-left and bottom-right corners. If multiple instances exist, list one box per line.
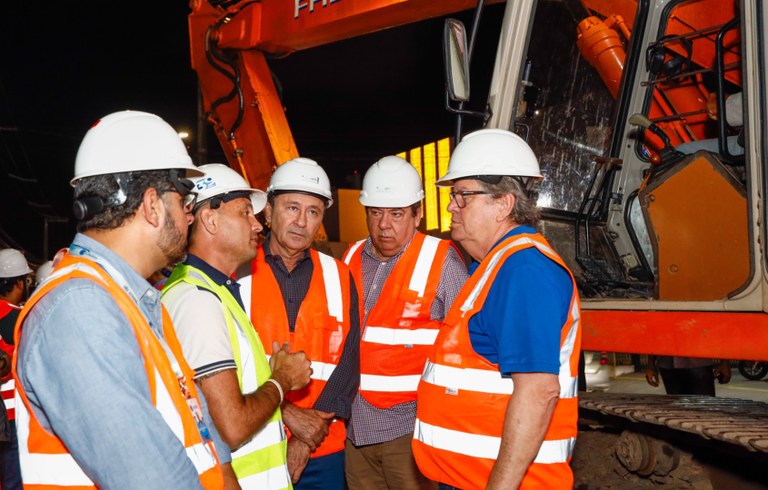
left=580, top=392, right=768, bottom=453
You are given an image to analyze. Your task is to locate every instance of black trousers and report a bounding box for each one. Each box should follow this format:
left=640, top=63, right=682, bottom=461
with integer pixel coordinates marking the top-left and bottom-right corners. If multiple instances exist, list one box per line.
left=659, top=366, right=716, bottom=396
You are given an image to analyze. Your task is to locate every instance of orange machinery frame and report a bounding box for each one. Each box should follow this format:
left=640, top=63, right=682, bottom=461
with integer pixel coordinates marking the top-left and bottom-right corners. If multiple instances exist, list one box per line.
left=188, top=0, right=502, bottom=190
left=189, top=0, right=768, bottom=361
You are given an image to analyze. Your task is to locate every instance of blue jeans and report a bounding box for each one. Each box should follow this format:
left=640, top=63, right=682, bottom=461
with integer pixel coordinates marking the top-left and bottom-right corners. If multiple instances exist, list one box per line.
left=0, top=421, right=22, bottom=490
left=295, top=450, right=345, bottom=490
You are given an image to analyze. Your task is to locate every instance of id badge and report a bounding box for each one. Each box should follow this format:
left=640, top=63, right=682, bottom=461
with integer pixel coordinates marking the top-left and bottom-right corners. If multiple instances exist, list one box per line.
left=179, top=376, right=212, bottom=444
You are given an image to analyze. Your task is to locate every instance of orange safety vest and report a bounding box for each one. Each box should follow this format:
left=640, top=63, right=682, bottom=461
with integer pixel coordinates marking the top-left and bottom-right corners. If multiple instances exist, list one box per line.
left=343, top=233, right=454, bottom=408
left=13, top=253, right=223, bottom=489
left=413, top=233, right=581, bottom=490
left=0, top=300, right=19, bottom=421
left=242, top=247, right=352, bottom=458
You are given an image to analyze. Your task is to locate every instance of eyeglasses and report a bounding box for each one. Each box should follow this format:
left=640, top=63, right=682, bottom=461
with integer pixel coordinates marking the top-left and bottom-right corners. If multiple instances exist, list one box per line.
left=166, top=169, right=198, bottom=212
left=449, top=190, right=495, bottom=209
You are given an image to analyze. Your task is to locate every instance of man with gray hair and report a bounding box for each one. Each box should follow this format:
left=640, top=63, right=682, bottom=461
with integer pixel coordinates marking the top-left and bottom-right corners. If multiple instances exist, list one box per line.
left=413, top=128, right=582, bottom=490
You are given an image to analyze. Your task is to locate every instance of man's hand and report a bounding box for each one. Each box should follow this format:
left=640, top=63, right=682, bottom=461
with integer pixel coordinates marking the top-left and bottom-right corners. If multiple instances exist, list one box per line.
left=282, top=402, right=334, bottom=451
left=270, top=341, right=312, bottom=391
left=221, top=462, right=242, bottom=490
left=287, top=437, right=311, bottom=484
left=714, top=360, right=732, bottom=384
left=645, top=368, right=659, bottom=387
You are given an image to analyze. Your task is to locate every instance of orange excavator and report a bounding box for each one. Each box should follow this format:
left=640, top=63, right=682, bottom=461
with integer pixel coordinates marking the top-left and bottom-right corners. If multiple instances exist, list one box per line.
left=189, top=0, right=768, bottom=484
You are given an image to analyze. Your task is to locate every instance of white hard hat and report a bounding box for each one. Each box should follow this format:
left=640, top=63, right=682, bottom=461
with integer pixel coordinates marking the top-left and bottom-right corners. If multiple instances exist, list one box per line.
left=0, top=249, right=33, bottom=278
left=36, top=260, right=54, bottom=287
left=193, top=164, right=267, bottom=213
left=267, top=157, right=333, bottom=208
left=436, top=128, right=542, bottom=187
left=359, top=156, right=425, bottom=208
left=72, top=110, right=202, bottom=186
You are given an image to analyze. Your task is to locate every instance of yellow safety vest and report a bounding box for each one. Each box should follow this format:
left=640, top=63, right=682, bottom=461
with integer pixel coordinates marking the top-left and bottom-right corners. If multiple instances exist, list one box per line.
left=164, top=264, right=291, bottom=490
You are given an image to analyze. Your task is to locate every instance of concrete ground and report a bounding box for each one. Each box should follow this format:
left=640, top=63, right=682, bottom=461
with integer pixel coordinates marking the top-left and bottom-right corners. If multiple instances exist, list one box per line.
left=587, top=365, right=768, bottom=402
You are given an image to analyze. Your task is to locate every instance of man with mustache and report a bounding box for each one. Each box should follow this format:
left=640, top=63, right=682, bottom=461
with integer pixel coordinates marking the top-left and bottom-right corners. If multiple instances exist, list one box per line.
left=162, top=163, right=313, bottom=489
left=342, top=156, right=467, bottom=490
left=13, top=110, right=231, bottom=488
left=238, top=158, right=361, bottom=489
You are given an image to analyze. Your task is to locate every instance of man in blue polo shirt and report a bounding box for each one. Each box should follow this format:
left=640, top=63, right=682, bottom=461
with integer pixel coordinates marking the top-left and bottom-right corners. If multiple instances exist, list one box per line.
left=413, top=128, right=581, bottom=490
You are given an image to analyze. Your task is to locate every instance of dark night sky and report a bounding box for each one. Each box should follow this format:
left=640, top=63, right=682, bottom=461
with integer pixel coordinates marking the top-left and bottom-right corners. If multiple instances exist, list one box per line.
left=0, top=2, right=501, bottom=261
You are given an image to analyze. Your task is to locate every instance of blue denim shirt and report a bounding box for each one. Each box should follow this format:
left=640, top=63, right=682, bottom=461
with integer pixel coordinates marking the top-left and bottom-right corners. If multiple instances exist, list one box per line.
left=16, top=233, right=230, bottom=488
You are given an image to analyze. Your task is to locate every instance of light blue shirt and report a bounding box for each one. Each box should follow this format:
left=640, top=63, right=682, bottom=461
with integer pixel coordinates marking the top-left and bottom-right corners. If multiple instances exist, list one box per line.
left=16, top=233, right=230, bottom=489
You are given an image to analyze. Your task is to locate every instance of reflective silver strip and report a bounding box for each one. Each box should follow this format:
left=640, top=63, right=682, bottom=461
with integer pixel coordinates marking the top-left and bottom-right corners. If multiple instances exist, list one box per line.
left=154, top=369, right=219, bottom=472
left=318, top=253, right=343, bottom=323
left=238, top=463, right=292, bottom=490
left=266, top=356, right=337, bottom=382
left=235, top=316, right=258, bottom=394
left=155, top=369, right=185, bottom=441
left=559, top=375, right=578, bottom=399
left=232, top=420, right=285, bottom=458
left=310, top=359, right=337, bottom=381
left=362, top=326, right=439, bottom=345
left=343, top=240, right=366, bottom=266
left=558, top=302, right=581, bottom=399
left=408, top=235, right=440, bottom=297
left=16, top=393, right=94, bottom=486
left=361, top=373, right=421, bottom=392
left=460, top=237, right=549, bottom=313
left=414, top=418, right=574, bottom=463
left=239, top=274, right=253, bottom=318
left=422, top=362, right=577, bottom=401
left=2, top=379, right=15, bottom=409
left=421, top=360, right=513, bottom=395
left=186, top=441, right=219, bottom=474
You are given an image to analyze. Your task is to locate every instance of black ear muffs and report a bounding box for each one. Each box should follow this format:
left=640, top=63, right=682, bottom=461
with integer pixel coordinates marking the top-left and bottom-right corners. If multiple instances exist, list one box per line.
left=646, top=35, right=693, bottom=79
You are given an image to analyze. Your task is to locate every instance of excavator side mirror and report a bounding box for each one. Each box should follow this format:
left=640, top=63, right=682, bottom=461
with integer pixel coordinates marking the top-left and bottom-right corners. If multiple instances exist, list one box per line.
left=443, top=18, right=470, bottom=102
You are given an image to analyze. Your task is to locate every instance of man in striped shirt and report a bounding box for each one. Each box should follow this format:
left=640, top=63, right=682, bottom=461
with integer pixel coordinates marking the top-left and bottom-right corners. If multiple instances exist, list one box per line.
left=343, top=156, right=467, bottom=490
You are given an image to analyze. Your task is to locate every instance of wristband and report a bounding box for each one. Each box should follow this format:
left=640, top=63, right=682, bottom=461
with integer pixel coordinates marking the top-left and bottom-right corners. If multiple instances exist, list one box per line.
left=265, top=378, right=284, bottom=404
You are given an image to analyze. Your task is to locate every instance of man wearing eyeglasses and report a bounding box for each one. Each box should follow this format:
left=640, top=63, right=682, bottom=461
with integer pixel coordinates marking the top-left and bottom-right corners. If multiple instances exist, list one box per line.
left=342, top=156, right=467, bottom=490
left=13, top=111, right=234, bottom=488
left=413, top=129, right=582, bottom=490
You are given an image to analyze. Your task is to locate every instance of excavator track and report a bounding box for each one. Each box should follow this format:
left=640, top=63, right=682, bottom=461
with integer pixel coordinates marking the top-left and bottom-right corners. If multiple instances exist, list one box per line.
left=579, top=392, right=768, bottom=453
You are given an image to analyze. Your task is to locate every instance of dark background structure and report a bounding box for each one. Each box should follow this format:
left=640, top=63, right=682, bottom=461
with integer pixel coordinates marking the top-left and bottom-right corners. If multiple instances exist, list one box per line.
left=0, top=2, right=502, bottom=261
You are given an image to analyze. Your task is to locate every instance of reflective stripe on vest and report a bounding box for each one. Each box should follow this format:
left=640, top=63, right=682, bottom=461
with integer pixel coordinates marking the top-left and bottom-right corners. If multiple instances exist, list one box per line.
left=243, top=247, right=352, bottom=458
left=414, top=418, right=576, bottom=463
left=0, top=302, right=18, bottom=420
left=413, top=233, right=580, bottom=490
left=163, top=265, right=290, bottom=488
left=14, top=255, right=222, bottom=489
left=344, top=233, right=450, bottom=408
left=2, top=379, right=14, bottom=414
